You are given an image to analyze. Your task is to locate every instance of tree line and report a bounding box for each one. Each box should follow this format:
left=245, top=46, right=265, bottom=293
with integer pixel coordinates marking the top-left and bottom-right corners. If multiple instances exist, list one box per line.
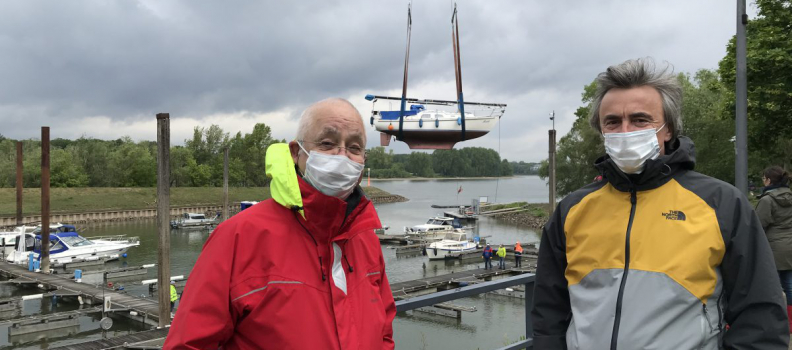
left=538, top=0, right=792, bottom=196
left=0, top=123, right=285, bottom=188
left=365, top=147, right=514, bottom=178
left=0, top=124, right=528, bottom=188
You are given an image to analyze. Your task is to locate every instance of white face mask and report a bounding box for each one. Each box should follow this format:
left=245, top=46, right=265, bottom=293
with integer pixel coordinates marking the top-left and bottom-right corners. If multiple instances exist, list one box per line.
left=298, top=143, right=364, bottom=199
left=603, top=124, right=665, bottom=174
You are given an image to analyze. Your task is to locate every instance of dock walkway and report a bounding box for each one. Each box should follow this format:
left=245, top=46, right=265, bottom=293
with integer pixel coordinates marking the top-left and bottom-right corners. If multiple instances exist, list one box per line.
left=390, top=266, right=531, bottom=296
left=0, top=261, right=163, bottom=326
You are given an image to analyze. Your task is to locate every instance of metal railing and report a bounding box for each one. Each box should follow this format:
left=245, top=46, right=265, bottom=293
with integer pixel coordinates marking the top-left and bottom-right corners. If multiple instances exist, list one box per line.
left=395, top=273, right=535, bottom=350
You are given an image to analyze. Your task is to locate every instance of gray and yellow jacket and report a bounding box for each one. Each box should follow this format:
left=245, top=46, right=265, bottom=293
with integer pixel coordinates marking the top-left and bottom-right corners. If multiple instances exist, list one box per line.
left=531, top=137, right=788, bottom=349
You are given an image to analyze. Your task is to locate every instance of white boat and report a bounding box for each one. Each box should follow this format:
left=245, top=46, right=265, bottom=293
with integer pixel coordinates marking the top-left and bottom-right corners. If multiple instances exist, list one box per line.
left=425, top=231, right=479, bottom=260
left=170, top=213, right=219, bottom=229
left=0, top=225, right=37, bottom=247
left=370, top=104, right=500, bottom=149
left=6, top=224, right=140, bottom=266
left=405, top=217, right=458, bottom=240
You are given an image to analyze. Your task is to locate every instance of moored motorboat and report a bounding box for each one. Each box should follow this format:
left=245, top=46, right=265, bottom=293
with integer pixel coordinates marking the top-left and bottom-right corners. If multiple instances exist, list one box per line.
left=425, top=231, right=479, bottom=260
left=6, top=224, right=139, bottom=266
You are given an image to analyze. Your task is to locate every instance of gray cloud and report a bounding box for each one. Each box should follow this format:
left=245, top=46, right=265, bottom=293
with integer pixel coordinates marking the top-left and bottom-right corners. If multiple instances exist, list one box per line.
left=0, top=0, right=750, bottom=161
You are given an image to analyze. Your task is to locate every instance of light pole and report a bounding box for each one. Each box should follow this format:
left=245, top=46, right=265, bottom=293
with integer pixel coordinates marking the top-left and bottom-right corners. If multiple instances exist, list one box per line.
left=548, top=111, right=557, bottom=214
left=735, top=0, right=748, bottom=195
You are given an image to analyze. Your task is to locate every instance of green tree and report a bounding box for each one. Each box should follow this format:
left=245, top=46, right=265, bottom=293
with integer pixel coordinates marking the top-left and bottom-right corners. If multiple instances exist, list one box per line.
left=679, top=70, right=735, bottom=183
left=108, top=138, right=156, bottom=187
left=539, top=81, right=604, bottom=196
left=405, top=152, right=434, bottom=177
left=50, top=148, right=89, bottom=187
left=366, top=147, right=392, bottom=170
left=719, top=0, right=792, bottom=174
left=500, top=159, right=514, bottom=176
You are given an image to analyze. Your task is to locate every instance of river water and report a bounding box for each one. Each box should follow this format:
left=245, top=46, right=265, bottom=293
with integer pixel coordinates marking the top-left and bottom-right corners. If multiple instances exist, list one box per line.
left=0, top=176, right=548, bottom=350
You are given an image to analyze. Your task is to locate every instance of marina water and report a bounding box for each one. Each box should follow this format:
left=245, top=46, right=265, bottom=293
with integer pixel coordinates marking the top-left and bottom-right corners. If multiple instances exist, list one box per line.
left=0, top=176, right=547, bottom=350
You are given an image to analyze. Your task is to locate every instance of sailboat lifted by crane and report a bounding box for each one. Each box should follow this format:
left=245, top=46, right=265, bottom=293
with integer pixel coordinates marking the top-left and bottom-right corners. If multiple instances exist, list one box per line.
left=366, top=3, right=507, bottom=150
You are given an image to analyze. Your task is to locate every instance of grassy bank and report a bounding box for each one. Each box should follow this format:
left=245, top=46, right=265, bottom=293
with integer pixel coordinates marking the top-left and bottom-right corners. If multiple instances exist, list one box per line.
left=483, top=202, right=551, bottom=229
left=0, top=186, right=401, bottom=216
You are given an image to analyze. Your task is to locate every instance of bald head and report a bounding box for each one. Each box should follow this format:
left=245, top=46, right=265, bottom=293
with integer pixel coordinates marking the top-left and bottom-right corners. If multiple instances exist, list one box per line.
left=289, top=98, right=367, bottom=175
left=295, top=98, right=366, bottom=143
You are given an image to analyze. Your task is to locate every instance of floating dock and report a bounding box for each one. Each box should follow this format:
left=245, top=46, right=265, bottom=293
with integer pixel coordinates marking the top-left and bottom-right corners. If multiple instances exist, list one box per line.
left=0, top=261, right=165, bottom=327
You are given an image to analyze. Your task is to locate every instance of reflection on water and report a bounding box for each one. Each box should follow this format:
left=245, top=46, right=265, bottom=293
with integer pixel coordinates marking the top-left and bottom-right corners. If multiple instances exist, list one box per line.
left=1, top=176, right=546, bottom=350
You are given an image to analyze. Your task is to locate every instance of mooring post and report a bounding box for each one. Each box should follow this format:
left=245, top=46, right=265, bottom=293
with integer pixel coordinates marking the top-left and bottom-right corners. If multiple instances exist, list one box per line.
left=548, top=129, right=557, bottom=215
left=223, top=147, right=229, bottom=221
left=41, top=127, right=51, bottom=273
left=16, top=141, right=23, bottom=226
left=156, top=113, right=172, bottom=327
left=524, top=280, right=534, bottom=343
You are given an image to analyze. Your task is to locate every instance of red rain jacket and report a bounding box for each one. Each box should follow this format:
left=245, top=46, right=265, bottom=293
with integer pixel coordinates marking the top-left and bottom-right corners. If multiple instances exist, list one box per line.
left=164, top=178, right=396, bottom=349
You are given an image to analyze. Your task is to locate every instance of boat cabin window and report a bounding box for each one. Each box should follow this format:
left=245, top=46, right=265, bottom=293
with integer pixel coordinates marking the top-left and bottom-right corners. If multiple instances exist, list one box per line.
left=421, top=114, right=433, bottom=119
left=189, top=214, right=206, bottom=220
left=60, top=236, right=94, bottom=247
left=50, top=240, right=64, bottom=251
left=14, top=235, right=36, bottom=252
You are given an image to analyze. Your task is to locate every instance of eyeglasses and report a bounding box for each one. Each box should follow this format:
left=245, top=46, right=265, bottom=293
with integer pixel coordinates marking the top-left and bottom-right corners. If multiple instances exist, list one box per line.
left=298, top=140, right=367, bottom=161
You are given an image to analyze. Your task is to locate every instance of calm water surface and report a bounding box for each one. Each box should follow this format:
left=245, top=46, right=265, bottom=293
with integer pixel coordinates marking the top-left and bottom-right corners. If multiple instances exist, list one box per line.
left=1, top=176, right=548, bottom=350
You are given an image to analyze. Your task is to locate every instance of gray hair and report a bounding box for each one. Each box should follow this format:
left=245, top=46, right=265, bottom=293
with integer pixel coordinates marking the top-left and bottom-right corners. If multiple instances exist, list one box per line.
left=589, top=58, right=683, bottom=141
left=295, top=98, right=363, bottom=142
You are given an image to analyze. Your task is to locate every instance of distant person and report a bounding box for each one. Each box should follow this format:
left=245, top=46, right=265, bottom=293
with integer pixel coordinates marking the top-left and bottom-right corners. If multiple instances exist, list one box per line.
left=514, top=241, right=523, bottom=268
left=496, top=244, right=507, bottom=270
left=482, top=243, right=494, bottom=270
left=164, top=98, right=396, bottom=349
left=531, top=58, right=788, bottom=349
left=169, top=281, right=178, bottom=314
left=756, top=166, right=792, bottom=332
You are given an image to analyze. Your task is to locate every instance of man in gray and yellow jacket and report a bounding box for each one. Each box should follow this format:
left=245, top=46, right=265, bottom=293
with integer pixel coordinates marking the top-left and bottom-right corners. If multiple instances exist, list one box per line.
left=531, top=58, right=788, bottom=349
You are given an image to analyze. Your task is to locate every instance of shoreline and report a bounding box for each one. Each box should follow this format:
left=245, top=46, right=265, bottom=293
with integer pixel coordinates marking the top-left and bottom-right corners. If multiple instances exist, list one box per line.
left=0, top=186, right=408, bottom=224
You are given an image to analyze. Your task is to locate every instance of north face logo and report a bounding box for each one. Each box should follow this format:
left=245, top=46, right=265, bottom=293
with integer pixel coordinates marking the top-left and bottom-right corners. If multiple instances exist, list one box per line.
left=662, top=210, right=687, bottom=221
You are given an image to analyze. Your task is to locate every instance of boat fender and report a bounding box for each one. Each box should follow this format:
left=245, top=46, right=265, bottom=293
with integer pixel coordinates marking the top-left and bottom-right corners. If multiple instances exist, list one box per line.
left=422, top=247, right=427, bottom=256
left=433, top=247, right=438, bottom=256
left=122, top=253, right=128, bottom=258
left=435, top=119, right=439, bottom=128
left=370, top=116, right=374, bottom=126
left=107, top=282, right=114, bottom=288
left=419, top=119, right=423, bottom=128
left=457, top=117, right=462, bottom=126
left=388, top=124, right=394, bottom=130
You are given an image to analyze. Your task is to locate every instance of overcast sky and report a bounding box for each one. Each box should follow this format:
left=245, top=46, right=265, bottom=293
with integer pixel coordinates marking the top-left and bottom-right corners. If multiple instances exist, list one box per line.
left=0, top=1, right=756, bottom=162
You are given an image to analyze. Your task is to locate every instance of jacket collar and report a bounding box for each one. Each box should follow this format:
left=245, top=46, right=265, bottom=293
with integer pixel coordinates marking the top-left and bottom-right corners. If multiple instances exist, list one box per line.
left=595, top=136, right=697, bottom=192
left=297, top=176, right=380, bottom=243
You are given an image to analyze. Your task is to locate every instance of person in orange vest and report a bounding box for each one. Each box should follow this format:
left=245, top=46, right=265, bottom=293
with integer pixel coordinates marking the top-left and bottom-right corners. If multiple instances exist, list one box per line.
left=514, top=241, right=523, bottom=268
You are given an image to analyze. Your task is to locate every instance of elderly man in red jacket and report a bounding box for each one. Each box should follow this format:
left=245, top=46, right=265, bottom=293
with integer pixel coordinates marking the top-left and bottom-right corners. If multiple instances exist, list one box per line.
left=164, top=98, right=396, bottom=349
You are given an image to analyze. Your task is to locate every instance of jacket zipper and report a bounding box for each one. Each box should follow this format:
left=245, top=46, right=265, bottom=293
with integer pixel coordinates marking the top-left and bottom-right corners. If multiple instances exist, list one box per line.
left=716, top=289, right=725, bottom=348
left=700, top=304, right=714, bottom=348
left=610, top=188, right=637, bottom=350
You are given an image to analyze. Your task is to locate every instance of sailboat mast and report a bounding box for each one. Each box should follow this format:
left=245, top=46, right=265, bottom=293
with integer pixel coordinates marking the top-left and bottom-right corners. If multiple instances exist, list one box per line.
left=398, top=2, right=412, bottom=141
left=452, top=4, right=466, bottom=141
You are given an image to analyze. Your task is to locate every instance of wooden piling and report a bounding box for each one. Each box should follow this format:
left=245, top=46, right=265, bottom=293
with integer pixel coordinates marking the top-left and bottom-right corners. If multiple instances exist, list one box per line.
left=223, top=147, right=229, bottom=221
left=156, top=113, right=171, bottom=327
left=41, top=127, right=50, bottom=273
left=16, top=142, right=23, bottom=226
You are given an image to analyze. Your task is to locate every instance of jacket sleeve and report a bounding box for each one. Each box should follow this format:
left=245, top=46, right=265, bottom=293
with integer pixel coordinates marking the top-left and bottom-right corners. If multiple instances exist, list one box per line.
left=721, top=193, right=789, bottom=349
left=163, top=224, right=236, bottom=350
left=754, top=196, right=774, bottom=231
left=379, top=256, right=396, bottom=350
left=531, top=206, right=570, bottom=349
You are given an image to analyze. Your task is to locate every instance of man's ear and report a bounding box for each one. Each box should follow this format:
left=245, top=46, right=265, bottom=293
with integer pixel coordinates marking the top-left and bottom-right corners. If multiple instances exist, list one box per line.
left=288, top=141, right=301, bottom=164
